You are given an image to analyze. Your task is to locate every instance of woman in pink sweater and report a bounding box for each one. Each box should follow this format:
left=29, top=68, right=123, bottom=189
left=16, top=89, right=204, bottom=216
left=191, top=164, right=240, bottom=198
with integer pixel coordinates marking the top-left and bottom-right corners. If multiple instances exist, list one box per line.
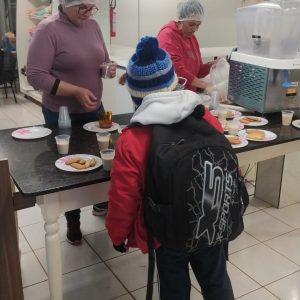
left=157, top=0, right=214, bottom=93
left=27, top=0, right=115, bottom=245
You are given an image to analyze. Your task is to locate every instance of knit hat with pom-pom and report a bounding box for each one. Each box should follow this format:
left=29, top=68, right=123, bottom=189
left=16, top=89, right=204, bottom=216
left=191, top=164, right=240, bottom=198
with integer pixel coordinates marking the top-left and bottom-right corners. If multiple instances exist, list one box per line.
left=126, top=36, right=178, bottom=107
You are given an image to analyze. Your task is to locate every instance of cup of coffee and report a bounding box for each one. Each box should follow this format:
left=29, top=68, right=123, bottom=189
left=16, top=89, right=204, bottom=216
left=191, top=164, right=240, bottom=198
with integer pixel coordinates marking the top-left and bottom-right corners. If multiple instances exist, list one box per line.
left=99, top=111, right=112, bottom=129
left=281, top=110, right=294, bottom=126
left=96, top=132, right=111, bottom=150
left=55, top=134, right=70, bottom=155
left=99, top=62, right=117, bottom=79
left=100, top=149, right=115, bottom=171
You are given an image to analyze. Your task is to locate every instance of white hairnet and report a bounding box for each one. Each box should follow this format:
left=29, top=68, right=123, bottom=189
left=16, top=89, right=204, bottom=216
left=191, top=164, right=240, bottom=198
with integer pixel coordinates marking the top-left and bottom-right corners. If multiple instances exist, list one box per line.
left=177, top=0, right=205, bottom=22
left=59, top=0, right=100, bottom=8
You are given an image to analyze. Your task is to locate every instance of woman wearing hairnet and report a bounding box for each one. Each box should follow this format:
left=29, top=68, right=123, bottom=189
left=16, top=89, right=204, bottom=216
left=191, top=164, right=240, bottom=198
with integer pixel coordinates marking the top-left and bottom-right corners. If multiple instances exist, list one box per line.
left=158, top=0, right=215, bottom=93
left=27, top=0, right=115, bottom=245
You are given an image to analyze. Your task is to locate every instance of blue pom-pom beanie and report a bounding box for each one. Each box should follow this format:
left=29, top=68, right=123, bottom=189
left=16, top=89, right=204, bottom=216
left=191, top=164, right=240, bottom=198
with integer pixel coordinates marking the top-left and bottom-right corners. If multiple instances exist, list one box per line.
left=126, top=36, right=178, bottom=107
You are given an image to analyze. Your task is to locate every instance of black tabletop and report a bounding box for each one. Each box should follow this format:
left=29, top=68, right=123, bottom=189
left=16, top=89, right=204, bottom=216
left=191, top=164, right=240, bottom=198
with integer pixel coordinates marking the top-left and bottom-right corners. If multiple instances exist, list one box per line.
left=1, top=112, right=300, bottom=197
left=0, top=113, right=132, bottom=197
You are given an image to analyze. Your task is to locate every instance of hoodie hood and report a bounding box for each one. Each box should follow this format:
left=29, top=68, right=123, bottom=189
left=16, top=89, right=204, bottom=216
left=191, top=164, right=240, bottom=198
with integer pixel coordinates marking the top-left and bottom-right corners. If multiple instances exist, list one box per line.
left=158, top=20, right=182, bottom=37
left=130, top=90, right=210, bottom=125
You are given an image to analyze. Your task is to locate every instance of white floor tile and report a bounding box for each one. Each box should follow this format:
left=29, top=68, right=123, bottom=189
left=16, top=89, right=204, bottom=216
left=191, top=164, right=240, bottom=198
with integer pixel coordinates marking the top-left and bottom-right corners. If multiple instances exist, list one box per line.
left=114, top=294, right=134, bottom=300
left=63, top=263, right=127, bottom=300
left=23, top=281, right=50, bottom=300
left=85, top=230, right=137, bottom=261
left=236, top=288, right=279, bottom=300
left=20, top=251, right=47, bottom=287
left=35, top=240, right=101, bottom=274
left=229, top=244, right=299, bottom=286
left=80, top=208, right=107, bottom=235
left=264, top=203, right=300, bottom=229
left=250, top=196, right=272, bottom=210
left=229, top=231, right=260, bottom=254
left=23, top=263, right=127, bottom=300
left=20, top=218, right=67, bottom=250
left=266, top=271, right=300, bottom=300
left=265, top=230, right=300, bottom=265
left=18, top=229, right=31, bottom=254
left=243, top=210, right=293, bottom=242
left=131, top=283, right=203, bottom=300
left=85, top=230, right=119, bottom=261
left=17, top=205, right=44, bottom=227
left=106, top=250, right=156, bottom=291
left=227, top=262, right=261, bottom=298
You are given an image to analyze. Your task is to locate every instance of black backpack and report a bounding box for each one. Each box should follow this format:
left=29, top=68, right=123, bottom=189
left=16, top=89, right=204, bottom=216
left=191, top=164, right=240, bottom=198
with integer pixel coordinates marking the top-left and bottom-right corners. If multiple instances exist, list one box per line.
left=144, top=105, right=249, bottom=299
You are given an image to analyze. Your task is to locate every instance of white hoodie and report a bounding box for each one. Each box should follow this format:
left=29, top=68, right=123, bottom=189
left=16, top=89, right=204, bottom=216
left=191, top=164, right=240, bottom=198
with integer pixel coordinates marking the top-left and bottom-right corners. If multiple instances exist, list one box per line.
left=130, top=90, right=210, bottom=125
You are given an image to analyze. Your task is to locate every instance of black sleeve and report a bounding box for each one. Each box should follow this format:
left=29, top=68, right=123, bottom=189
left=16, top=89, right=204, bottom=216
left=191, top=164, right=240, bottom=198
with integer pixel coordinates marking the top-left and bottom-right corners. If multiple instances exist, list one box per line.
left=50, top=79, right=60, bottom=95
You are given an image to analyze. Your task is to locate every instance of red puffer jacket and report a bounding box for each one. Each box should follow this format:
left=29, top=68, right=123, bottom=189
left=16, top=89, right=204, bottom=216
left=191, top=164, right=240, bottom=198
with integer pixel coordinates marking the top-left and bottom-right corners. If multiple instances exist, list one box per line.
left=106, top=108, right=223, bottom=253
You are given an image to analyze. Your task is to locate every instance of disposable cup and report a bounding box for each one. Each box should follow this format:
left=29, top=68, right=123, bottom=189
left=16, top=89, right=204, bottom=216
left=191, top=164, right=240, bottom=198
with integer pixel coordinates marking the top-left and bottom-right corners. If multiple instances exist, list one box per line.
left=228, top=121, right=240, bottom=135
left=100, top=149, right=115, bottom=171
left=55, top=134, right=70, bottom=155
left=218, top=110, right=227, bottom=121
left=281, top=110, right=294, bottom=126
left=96, top=132, right=111, bottom=150
left=100, top=62, right=117, bottom=79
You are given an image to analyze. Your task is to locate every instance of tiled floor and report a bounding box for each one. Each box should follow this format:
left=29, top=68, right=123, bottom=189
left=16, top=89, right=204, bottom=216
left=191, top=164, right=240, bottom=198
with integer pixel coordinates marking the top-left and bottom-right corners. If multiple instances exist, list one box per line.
left=2, top=91, right=300, bottom=299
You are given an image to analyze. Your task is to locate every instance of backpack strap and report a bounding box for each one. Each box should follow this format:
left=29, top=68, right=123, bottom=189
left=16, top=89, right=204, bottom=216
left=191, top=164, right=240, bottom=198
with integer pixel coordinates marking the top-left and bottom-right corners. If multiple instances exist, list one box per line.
left=146, top=228, right=155, bottom=300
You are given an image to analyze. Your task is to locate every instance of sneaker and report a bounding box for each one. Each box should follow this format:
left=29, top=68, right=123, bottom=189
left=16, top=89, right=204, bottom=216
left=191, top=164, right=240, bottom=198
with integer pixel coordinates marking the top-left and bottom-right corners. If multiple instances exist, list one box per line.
left=92, top=202, right=108, bottom=216
left=66, top=220, right=82, bottom=246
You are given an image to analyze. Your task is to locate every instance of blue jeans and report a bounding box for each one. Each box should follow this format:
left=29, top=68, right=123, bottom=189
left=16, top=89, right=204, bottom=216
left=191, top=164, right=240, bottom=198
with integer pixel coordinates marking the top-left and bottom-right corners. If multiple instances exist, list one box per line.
left=42, top=104, right=104, bottom=222
left=155, top=244, right=234, bottom=300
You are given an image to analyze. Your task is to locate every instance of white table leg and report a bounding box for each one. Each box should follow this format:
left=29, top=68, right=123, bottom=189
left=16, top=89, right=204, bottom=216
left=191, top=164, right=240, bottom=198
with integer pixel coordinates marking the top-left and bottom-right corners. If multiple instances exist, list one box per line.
left=37, top=193, right=63, bottom=300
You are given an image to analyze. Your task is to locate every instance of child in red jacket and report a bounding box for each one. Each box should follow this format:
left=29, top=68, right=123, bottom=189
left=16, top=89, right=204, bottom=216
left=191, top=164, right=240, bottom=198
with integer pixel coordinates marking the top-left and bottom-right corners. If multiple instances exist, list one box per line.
left=106, top=36, right=234, bottom=300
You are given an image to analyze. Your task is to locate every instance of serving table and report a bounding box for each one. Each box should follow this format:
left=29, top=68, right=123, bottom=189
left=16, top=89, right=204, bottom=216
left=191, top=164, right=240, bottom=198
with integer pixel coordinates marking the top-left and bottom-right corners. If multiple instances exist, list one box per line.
left=1, top=112, right=300, bottom=300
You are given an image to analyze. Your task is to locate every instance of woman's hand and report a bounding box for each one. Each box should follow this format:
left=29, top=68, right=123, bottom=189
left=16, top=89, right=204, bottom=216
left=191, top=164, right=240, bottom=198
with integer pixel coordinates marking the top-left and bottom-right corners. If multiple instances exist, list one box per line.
left=74, top=87, right=98, bottom=110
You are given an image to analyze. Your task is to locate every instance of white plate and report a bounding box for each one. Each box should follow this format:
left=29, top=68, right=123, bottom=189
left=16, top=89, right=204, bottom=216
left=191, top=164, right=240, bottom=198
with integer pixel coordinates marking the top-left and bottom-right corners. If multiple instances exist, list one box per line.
left=211, top=109, right=242, bottom=119
left=83, top=121, right=120, bottom=133
left=222, top=121, right=244, bottom=132
left=235, top=116, right=268, bottom=127
left=225, top=135, right=248, bottom=148
left=55, top=154, right=102, bottom=172
left=292, top=119, right=300, bottom=129
left=238, top=129, right=277, bottom=142
left=12, top=126, right=52, bottom=139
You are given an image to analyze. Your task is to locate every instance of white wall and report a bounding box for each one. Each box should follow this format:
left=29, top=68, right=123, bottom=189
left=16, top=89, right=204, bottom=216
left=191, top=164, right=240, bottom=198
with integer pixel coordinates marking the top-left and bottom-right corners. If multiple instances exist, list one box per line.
left=112, top=0, right=263, bottom=48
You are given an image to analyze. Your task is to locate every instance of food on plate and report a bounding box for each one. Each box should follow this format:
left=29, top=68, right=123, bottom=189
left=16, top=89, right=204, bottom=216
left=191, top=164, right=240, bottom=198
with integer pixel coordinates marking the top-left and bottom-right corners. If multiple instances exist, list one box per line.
left=226, top=135, right=241, bottom=145
left=66, top=156, right=97, bottom=170
left=65, top=156, right=81, bottom=165
left=240, top=116, right=261, bottom=124
left=99, top=119, right=112, bottom=129
left=226, top=111, right=235, bottom=118
left=246, top=129, right=265, bottom=140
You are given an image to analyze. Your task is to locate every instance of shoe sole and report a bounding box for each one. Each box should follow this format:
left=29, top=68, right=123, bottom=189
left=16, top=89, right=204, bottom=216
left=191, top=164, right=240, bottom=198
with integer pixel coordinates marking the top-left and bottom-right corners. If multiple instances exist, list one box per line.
left=67, top=238, right=83, bottom=246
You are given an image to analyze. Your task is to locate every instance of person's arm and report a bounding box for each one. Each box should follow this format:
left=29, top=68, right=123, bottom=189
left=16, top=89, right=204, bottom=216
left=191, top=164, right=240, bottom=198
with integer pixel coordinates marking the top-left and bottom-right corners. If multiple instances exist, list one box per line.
left=158, top=31, right=212, bottom=91
left=106, top=132, right=144, bottom=246
left=27, top=23, right=98, bottom=110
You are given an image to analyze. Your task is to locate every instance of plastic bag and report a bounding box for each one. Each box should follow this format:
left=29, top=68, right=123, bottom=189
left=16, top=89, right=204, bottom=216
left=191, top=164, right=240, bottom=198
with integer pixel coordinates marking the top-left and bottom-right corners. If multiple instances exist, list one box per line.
left=209, top=58, right=230, bottom=98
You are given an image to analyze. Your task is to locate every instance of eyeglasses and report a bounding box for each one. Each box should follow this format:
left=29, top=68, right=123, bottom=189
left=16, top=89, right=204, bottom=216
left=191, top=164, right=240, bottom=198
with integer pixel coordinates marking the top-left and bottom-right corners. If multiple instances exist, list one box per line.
left=77, top=5, right=99, bottom=16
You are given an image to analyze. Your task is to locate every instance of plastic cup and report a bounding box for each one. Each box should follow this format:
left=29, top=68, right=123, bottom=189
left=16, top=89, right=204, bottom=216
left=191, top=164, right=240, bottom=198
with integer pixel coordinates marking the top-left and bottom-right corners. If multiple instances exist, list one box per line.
left=55, top=134, right=70, bottom=155
left=96, top=132, right=111, bottom=150
left=218, top=110, right=227, bottom=121
left=99, top=62, right=117, bottom=79
left=58, top=106, right=71, bottom=129
left=210, top=91, right=220, bottom=110
left=227, top=121, right=240, bottom=135
left=100, top=149, right=115, bottom=171
left=282, top=110, right=294, bottom=126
